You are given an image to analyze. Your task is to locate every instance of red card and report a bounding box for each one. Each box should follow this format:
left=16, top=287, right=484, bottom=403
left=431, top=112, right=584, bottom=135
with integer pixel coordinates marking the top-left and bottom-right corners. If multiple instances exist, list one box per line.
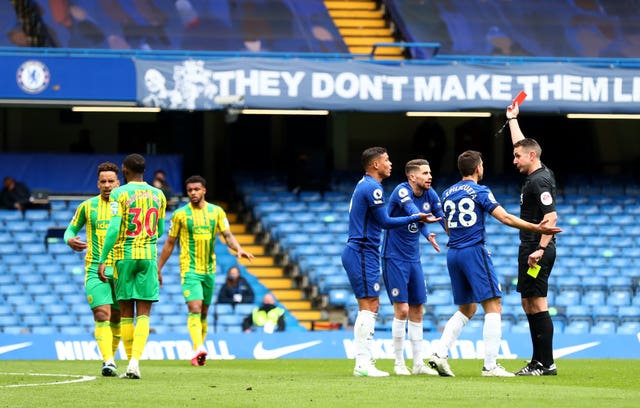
left=513, top=90, right=527, bottom=106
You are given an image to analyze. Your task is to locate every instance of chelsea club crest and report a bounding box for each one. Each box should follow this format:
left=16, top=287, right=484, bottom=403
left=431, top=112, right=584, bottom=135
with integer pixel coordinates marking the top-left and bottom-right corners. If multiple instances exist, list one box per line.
left=16, top=60, right=50, bottom=94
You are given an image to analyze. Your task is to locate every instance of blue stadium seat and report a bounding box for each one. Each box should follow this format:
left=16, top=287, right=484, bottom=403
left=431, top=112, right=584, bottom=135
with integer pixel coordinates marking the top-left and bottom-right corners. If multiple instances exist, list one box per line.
left=607, top=291, right=631, bottom=306
left=317, top=274, right=351, bottom=294
left=0, top=315, right=19, bottom=326
left=590, top=321, right=616, bottom=335
left=59, top=326, right=86, bottom=335
left=554, top=290, right=581, bottom=307
left=617, top=306, right=640, bottom=323
left=564, top=320, right=590, bottom=334
left=582, top=290, right=607, bottom=307
left=427, top=274, right=451, bottom=293
left=565, top=305, right=592, bottom=324
left=556, top=276, right=582, bottom=292
left=22, top=314, right=48, bottom=326
left=617, top=321, right=640, bottom=335
left=50, top=314, right=77, bottom=326
left=307, top=201, right=332, bottom=212
left=607, top=276, right=633, bottom=293
left=328, top=288, right=352, bottom=306
left=32, top=326, right=57, bottom=335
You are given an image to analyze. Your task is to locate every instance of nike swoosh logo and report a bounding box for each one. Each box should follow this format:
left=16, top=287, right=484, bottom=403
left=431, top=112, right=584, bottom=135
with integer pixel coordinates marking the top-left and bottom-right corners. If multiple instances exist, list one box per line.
left=0, top=342, right=32, bottom=356
left=253, top=340, right=322, bottom=359
left=553, top=341, right=600, bottom=359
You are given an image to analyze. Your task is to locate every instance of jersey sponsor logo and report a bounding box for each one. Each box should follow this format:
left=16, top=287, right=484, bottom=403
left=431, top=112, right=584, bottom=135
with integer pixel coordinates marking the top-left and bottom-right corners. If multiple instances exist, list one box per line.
left=253, top=340, right=322, bottom=359
left=540, top=191, right=553, bottom=206
left=408, top=222, right=419, bottom=233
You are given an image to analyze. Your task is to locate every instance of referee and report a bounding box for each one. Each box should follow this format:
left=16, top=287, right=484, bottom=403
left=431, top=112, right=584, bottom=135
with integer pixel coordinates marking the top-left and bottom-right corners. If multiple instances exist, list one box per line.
left=507, top=103, right=559, bottom=376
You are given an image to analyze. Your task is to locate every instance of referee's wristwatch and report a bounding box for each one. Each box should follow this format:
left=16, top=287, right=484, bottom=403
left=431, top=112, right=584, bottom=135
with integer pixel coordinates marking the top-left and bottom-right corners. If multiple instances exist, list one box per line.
left=536, top=245, right=546, bottom=252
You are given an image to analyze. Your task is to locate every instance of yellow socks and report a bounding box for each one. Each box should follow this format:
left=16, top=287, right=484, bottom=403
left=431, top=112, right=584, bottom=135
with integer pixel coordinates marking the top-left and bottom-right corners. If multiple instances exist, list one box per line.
left=120, top=317, right=134, bottom=360
left=94, top=320, right=113, bottom=362
left=188, top=312, right=203, bottom=350
left=110, top=321, right=121, bottom=358
left=131, top=315, right=150, bottom=360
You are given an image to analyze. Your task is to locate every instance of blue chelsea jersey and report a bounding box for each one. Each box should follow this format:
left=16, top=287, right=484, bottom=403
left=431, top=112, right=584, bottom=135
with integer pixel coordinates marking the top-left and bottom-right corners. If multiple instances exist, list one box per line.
left=382, top=182, right=444, bottom=259
left=346, top=175, right=386, bottom=250
left=441, top=180, right=500, bottom=249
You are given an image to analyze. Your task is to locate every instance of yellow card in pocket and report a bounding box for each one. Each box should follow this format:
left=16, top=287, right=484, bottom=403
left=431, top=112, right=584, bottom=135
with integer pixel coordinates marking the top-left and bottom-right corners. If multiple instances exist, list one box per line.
left=527, top=264, right=541, bottom=278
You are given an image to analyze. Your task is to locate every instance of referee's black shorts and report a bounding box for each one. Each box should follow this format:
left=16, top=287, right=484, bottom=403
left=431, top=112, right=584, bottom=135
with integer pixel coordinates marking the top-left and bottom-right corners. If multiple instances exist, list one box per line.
left=516, top=242, right=556, bottom=298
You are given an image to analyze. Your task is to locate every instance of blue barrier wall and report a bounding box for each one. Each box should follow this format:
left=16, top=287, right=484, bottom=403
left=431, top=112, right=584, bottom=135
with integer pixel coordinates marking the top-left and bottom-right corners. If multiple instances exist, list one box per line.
left=0, top=153, right=182, bottom=194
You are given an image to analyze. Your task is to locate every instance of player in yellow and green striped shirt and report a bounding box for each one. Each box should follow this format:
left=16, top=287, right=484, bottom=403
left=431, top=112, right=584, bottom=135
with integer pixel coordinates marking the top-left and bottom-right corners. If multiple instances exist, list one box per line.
left=158, top=175, right=254, bottom=366
left=64, top=162, right=121, bottom=377
left=98, top=153, right=166, bottom=380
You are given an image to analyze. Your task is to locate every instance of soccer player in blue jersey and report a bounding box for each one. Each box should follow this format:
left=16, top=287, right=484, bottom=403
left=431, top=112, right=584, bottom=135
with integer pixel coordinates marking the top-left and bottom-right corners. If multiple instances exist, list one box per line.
left=342, top=147, right=441, bottom=377
left=382, top=159, right=445, bottom=376
left=428, top=150, right=561, bottom=377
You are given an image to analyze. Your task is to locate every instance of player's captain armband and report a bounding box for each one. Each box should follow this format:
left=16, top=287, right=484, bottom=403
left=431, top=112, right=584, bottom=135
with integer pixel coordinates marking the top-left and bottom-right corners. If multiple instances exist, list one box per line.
left=527, top=264, right=541, bottom=278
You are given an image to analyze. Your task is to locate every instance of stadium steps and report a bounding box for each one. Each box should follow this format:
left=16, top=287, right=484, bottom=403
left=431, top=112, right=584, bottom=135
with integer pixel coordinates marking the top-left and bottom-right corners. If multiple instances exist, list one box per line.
left=231, top=214, right=329, bottom=330
left=324, top=0, right=403, bottom=60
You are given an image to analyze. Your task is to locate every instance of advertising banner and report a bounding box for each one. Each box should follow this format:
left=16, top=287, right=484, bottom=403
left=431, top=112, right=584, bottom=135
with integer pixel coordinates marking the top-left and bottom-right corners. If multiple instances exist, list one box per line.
left=1, top=331, right=638, bottom=360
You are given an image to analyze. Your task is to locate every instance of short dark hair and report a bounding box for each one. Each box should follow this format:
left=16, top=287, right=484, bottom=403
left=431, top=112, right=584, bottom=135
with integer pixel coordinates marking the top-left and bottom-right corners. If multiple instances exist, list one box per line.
left=123, top=154, right=145, bottom=174
left=457, top=150, right=482, bottom=177
left=513, top=138, right=542, bottom=157
left=185, top=175, right=206, bottom=187
left=361, top=147, right=387, bottom=169
left=405, top=159, right=429, bottom=175
left=97, top=162, right=119, bottom=176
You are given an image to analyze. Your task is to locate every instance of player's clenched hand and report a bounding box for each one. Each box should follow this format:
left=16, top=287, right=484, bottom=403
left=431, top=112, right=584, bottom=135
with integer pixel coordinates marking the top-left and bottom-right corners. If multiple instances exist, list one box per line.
left=67, top=236, right=87, bottom=252
left=97, top=263, right=108, bottom=283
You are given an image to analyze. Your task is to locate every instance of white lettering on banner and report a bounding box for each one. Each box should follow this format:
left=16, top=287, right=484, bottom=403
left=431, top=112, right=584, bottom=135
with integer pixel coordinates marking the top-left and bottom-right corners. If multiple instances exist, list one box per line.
left=613, top=77, right=633, bottom=102
left=466, top=74, right=491, bottom=100
left=55, top=341, right=101, bottom=360
left=54, top=340, right=235, bottom=360
left=281, top=71, right=305, bottom=97
left=442, top=75, right=465, bottom=101
left=491, top=75, right=512, bottom=100
left=311, top=72, right=333, bottom=98
left=564, top=75, right=584, bottom=101
left=583, top=77, right=609, bottom=101
left=539, top=75, right=563, bottom=100
left=139, top=61, right=640, bottom=109
left=343, top=339, right=517, bottom=359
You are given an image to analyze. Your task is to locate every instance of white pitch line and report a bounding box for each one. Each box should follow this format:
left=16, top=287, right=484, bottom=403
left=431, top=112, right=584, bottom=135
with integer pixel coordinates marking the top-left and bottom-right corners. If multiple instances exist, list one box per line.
left=0, top=372, right=96, bottom=388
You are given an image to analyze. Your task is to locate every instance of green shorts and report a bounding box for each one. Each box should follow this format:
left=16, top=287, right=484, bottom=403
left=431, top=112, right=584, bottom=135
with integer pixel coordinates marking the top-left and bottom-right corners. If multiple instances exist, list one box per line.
left=181, top=272, right=215, bottom=305
left=85, top=265, right=119, bottom=310
left=114, top=259, right=159, bottom=302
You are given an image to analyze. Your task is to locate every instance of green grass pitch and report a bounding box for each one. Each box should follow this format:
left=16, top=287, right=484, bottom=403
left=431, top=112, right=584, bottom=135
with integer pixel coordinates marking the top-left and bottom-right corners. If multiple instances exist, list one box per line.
left=1, top=359, right=639, bottom=407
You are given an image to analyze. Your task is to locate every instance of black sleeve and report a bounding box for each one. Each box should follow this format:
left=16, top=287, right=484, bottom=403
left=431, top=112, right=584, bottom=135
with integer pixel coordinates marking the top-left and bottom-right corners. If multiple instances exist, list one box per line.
left=217, top=285, right=233, bottom=303
left=242, top=279, right=255, bottom=303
